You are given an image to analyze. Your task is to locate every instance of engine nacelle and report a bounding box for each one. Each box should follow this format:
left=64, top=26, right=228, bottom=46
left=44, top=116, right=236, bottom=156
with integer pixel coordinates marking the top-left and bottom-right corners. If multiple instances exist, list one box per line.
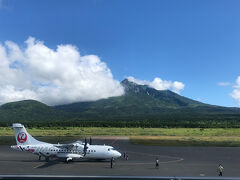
left=57, top=153, right=83, bottom=159
left=66, top=157, right=72, bottom=162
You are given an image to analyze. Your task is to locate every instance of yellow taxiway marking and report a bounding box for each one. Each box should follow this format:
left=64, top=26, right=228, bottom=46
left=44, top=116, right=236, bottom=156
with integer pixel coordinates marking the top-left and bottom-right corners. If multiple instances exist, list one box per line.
left=33, top=163, right=45, bottom=169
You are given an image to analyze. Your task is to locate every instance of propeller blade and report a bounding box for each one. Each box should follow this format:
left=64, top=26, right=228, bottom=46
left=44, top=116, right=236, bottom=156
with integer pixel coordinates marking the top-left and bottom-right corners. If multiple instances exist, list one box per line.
left=83, top=137, right=88, bottom=156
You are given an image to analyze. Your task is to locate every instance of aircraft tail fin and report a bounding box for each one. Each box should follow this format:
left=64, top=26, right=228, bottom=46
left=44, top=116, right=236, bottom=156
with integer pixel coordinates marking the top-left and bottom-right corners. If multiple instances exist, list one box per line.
left=12, top=123, right=46, bottom=145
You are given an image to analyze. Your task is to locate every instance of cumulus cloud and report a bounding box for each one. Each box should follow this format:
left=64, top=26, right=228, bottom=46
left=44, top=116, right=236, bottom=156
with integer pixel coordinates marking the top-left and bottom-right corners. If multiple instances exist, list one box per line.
left=127, top=76, right=185, bottom=94
left=230, top=76, right=240, bottom=106
left=0, top=37, right=124, bottom=105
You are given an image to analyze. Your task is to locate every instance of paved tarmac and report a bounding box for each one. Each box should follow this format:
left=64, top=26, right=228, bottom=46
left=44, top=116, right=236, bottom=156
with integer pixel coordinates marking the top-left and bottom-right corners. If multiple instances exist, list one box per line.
left=0, top=138, right=240, bottom=177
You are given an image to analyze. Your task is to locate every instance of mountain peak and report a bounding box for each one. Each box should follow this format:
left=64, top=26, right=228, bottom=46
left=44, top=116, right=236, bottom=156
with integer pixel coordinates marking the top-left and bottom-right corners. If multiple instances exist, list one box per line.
left=121, top=78, right=148, bottom=93
left=120, top=78, right=204, bottom=107
left=121, top=78, right=137, bottom=86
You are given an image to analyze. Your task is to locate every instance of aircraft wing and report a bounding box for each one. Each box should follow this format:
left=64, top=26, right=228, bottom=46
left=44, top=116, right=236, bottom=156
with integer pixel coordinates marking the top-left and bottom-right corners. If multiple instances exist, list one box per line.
left=53, top=141, right=84, bottom=149
left=54, top=144, right=75, bottom=149
left=54, top=143, right=81, bottom=150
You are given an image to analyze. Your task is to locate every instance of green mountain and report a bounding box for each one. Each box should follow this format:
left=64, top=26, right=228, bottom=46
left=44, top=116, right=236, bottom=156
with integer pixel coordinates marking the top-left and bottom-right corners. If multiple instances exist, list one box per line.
left=0, top=100, right=64, bottom=122
left=56, top=79, right=240, bottom=122
left=0, top=79, right=240, bottom=126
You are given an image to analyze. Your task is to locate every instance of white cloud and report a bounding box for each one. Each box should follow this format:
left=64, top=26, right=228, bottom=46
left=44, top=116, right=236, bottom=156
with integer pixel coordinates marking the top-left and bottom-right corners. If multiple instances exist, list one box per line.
left=0, top=85, right=37, bottom=103
left=127, top=76, right=185, bottom=94
left=218, top=82, right=231, bottom=86
left=230, top=76, right=240, bottom=106
left=0, top=37, right=124, bottom=105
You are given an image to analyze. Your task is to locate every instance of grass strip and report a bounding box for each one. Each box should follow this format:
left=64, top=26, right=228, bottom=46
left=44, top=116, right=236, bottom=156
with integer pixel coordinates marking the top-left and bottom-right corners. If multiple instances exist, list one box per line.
left=2, top=127, right=240, bottom=136
left=2, top=127, right=240, bottom=146
left=130, top=136, right=240, bottom=147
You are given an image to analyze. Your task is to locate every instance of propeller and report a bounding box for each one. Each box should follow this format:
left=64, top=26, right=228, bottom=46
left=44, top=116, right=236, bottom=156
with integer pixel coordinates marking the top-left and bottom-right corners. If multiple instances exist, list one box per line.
left=83, top=138, right=88, bottom=156
left=90, top=137, right=92, bottom=145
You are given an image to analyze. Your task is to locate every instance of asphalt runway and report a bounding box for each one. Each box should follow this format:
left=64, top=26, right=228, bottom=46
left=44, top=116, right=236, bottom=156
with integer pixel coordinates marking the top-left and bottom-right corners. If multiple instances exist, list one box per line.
left=0, top=138, right=240, bottom=177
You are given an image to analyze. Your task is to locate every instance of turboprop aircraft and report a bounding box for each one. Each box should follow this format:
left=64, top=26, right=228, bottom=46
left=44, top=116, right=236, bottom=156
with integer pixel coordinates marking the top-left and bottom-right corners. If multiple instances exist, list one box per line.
left=10, top=123, right=121, bottom=163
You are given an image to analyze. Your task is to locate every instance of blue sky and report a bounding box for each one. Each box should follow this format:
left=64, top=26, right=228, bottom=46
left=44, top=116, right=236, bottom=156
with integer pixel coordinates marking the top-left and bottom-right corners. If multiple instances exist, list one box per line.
left=0, top=0, right=239, bottom=107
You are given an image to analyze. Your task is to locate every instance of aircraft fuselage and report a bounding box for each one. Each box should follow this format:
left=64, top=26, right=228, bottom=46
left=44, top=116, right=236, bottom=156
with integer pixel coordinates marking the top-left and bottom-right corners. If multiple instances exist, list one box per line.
left=11, top=143, right=121, bottom=160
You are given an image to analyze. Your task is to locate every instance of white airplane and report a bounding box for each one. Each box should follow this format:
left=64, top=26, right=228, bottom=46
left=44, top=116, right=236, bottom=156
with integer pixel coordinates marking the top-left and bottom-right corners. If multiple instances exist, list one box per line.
left=10, top=123, right=121, bottom=163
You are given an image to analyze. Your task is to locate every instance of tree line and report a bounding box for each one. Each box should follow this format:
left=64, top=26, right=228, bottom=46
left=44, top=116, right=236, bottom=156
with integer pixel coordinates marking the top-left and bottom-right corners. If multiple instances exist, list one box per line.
left=1, top=119, right=240, bottom=128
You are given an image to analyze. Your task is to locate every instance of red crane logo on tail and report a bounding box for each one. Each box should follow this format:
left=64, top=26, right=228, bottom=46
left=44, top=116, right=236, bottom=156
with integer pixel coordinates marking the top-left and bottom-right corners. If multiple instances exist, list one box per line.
left=17, top=132, right=27, bottom=143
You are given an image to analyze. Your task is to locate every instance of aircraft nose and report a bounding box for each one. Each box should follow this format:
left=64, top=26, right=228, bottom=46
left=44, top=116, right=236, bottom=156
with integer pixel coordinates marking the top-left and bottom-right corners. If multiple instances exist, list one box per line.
left=115, top=151, right=121, bottom=158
